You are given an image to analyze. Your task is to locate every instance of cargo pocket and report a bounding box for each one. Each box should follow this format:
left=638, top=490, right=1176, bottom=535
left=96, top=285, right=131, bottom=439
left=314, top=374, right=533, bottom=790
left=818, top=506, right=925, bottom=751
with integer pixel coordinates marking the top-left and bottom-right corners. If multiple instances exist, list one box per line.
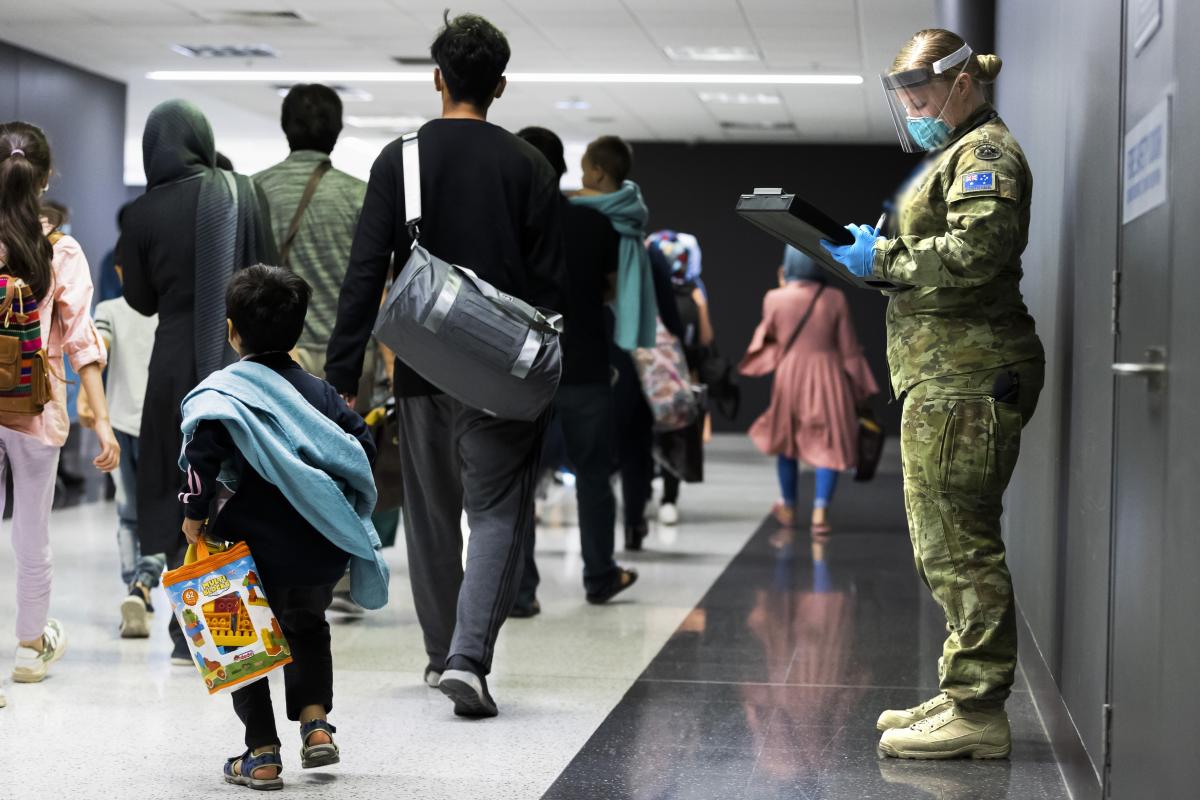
left=30, top=350, right=52, bottom=409
left=0, top=336, right=20, bottom=391
left=937, top=396, right=1023, bottom=497
left=441, top=293, right=527, bottom=372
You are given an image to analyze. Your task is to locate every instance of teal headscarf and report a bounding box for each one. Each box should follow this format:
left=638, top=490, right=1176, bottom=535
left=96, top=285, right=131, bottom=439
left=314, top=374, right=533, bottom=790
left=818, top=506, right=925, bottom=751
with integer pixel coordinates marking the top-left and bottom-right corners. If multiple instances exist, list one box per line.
left=570, top=181, right=657, bottom=350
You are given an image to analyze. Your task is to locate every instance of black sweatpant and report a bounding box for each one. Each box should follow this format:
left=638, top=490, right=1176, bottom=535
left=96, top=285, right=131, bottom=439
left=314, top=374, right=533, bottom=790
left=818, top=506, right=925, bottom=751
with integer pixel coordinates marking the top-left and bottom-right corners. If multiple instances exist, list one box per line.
left=611, top=347, right=653, bottom=529
left=231, top=583, right=336, bottom=749
left=396, top=394, right=548, bottom=675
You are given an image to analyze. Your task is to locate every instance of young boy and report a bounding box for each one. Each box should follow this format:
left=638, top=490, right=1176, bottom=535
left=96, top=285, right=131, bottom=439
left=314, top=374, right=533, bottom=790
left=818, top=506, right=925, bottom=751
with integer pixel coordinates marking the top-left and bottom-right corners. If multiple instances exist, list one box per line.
left=577, top=135, right=634, bottom=197
left=179, top=265, right=386, bottom=789
left=80, top=265, right=161, bottom=638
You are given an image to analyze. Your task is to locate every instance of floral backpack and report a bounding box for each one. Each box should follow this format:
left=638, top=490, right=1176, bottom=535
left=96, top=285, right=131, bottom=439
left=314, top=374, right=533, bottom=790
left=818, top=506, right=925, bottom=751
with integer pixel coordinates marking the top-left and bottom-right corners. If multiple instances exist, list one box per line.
left=0, top=231, right=56, bottom=415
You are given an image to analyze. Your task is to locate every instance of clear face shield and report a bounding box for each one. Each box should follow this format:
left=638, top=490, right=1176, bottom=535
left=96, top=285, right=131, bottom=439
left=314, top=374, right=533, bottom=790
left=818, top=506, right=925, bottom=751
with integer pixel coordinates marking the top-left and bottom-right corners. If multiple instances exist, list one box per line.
left=880, top=43, right=972, bottom=152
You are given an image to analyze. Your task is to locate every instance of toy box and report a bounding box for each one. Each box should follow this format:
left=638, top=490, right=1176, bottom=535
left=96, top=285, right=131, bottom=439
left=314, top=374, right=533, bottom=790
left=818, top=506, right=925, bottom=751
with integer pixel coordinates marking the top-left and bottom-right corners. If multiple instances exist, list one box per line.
left=163, top=540, right=292, bottom=694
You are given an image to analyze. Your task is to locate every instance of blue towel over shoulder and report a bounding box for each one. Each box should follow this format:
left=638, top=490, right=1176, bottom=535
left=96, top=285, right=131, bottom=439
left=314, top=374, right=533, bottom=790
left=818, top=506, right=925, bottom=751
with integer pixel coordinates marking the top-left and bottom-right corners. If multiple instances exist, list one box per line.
left=179, top=360, right=389, bottom=609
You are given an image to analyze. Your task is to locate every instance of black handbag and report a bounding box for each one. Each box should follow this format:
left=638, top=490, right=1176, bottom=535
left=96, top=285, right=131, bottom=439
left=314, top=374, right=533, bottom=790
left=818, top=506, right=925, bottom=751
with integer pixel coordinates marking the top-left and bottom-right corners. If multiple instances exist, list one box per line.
left=654, top=409, right=706, bottom=483
left=854, top=410, right=886, bottom=482
left=697, top=344, right=741, bottom=421
left=369, top=399, right=405, bottom=511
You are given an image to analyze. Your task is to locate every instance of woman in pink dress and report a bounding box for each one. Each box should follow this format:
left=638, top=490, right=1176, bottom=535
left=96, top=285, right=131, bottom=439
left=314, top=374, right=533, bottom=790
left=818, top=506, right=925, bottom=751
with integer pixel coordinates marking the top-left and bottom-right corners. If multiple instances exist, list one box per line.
left=739, top=247, right=879, bottom=533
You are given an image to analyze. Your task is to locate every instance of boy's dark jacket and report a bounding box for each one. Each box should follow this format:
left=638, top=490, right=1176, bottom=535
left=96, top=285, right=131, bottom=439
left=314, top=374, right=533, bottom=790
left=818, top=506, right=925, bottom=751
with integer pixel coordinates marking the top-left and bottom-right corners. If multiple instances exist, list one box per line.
left=179, top=353, right=388, bottom=608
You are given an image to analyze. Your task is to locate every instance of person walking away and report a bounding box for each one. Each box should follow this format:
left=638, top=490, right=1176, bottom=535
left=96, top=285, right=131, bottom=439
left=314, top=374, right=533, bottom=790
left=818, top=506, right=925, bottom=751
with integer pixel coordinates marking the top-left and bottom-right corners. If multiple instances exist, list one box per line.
left=647, top=230, right=715, bottom=526
left=120, top=99, right=275, bottom=665
left=253, top=83, right=374, bottom=616
left=512, top=126, right=639, bottom=617
left=571, top=136, right=663, bottom=551
left=78, top=259, right=160, bottom=637
left=179, top=265, right=384, bottom=789
left=0, top=123, right=120, bottom=706
left=821, top=29, right=1045, bottom=759
left=739, top=247, right=878, bottom=533
left=253, top=84, right=364, bottom=378
left=325, top=13, right=565, bottom=718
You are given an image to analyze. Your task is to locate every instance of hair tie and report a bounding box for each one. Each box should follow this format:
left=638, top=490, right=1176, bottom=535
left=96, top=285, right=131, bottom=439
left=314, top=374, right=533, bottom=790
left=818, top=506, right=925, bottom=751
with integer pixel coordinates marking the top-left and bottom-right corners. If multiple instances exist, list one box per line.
left=8, top=149, right=24, bottom=158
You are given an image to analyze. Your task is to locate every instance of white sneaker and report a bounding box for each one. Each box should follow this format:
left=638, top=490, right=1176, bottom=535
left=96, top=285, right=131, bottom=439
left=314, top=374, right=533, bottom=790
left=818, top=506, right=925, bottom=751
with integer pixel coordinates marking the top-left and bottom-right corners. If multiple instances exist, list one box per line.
left=658, top=502, right=680, bottom=526
left=13, top=619, right=68, bottom=683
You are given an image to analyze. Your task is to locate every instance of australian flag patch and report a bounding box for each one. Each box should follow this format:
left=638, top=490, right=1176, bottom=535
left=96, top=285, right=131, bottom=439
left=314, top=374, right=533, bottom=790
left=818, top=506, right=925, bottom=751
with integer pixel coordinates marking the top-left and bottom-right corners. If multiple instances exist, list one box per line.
left=962, top=171, right=995, bottom=193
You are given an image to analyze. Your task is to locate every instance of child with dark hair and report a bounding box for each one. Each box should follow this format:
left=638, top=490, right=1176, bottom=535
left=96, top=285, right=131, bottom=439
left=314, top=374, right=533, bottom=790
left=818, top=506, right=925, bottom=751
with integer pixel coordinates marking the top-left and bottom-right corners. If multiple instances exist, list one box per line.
left=0, top=123, right=119, bottom=705
left=580, top=136, right=633, bottom=190
left=178, top=264, right=386, bottom=788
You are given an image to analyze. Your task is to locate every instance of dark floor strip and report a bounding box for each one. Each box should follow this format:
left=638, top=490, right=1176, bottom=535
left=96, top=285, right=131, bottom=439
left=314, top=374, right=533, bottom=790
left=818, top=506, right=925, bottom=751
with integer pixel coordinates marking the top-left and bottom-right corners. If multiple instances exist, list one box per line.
left=542, top=467, right=1070, bottom=800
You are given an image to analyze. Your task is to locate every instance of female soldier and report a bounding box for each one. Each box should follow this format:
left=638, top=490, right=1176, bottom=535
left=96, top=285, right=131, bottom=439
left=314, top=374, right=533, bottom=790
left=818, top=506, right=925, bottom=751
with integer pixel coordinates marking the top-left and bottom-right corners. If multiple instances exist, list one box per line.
left=822, top=29, right=1045, bottom=760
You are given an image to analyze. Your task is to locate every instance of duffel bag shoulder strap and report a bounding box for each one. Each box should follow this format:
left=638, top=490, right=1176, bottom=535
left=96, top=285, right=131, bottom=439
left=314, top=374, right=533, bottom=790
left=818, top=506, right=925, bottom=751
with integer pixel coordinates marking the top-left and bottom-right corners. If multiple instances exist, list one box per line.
left=401, top=131, right=422, bottom=242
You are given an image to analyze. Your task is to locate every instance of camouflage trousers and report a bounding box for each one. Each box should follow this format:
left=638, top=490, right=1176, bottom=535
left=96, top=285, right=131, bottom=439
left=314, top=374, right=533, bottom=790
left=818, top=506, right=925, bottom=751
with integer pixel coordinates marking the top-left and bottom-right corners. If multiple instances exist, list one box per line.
left=900, top=360, right=1043, bottom=710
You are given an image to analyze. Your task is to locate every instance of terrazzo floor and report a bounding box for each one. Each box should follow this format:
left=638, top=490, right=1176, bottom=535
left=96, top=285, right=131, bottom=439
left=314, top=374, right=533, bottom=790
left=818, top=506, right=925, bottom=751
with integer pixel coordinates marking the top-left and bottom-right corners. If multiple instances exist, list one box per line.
left=0, top=436, right=778, bottom=799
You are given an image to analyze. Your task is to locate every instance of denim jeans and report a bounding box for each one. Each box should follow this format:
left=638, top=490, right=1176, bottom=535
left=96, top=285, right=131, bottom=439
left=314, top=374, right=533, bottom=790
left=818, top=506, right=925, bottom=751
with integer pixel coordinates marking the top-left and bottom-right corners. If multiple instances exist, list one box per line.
left=114, top=430, right=166, bottom=588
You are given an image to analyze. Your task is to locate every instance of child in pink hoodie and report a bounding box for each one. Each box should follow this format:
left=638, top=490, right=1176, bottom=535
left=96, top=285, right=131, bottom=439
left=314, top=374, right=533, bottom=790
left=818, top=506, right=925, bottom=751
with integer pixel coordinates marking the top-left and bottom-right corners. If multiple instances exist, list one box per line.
left=0, top=122, right=119, bottom=707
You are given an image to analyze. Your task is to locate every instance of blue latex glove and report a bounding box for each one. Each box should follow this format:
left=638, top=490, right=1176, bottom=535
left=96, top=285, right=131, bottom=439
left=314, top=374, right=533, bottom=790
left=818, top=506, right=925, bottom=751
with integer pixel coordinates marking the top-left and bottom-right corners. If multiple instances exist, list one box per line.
left=820, top=224, right=882, bottom=278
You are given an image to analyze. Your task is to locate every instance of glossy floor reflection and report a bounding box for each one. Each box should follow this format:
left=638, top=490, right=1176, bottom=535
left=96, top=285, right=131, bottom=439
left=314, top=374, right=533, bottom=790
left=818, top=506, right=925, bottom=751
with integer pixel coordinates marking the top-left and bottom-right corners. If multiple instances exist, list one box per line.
left=545, top=463, right=1070, bottom=800
left=0, top=435, right=778, bottom=798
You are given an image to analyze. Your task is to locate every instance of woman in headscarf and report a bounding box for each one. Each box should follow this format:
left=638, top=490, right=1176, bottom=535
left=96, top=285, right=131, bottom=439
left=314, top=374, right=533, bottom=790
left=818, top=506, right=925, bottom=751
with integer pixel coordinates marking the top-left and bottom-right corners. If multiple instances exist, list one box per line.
left=739, top=246, right=879, bottom=534
left=119, top=99, right=275, bottom=660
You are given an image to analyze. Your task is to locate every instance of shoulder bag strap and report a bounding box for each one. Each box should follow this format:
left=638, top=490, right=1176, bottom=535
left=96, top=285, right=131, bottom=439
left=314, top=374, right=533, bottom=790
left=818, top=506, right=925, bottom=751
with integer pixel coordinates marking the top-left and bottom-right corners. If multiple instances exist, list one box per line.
left=781, top=284, right=826, bottom=356
left=400, top=132, right=422, bottom=243
left=278, top=161, right=332, bottom=267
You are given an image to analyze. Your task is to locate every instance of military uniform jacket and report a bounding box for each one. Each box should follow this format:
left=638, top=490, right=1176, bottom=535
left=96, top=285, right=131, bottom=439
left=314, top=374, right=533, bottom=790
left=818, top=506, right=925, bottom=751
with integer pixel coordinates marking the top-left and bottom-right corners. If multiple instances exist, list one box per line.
left=872, top=104, right=1044, bottom=397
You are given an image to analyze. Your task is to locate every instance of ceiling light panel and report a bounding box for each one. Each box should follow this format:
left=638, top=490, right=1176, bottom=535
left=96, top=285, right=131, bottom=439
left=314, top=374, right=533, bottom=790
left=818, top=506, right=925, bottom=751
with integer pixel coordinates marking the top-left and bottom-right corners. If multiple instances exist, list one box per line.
left=663, top=45, right=761, bottom=63
left=698, top=91, right=782, bottom=105
left=146, top=71, right=862, bottom=85
left=171, top=44, right=278, bottom=59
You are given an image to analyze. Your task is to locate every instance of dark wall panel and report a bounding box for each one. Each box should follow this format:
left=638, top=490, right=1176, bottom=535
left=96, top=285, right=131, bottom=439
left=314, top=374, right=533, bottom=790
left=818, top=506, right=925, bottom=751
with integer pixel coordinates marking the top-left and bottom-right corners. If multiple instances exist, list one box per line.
left=628, top=141, right=918, bottom=433
left=0, top=40, right=126, bottom=281
left=996, top=1, right=1121, bottom=795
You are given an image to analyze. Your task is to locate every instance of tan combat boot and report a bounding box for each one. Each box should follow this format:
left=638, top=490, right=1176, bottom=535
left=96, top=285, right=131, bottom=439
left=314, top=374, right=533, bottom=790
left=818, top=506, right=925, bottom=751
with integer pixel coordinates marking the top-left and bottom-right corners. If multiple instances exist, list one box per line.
left=878, top=705, right=1011, bottom=760
left=876, top=692, right=954, bottom=732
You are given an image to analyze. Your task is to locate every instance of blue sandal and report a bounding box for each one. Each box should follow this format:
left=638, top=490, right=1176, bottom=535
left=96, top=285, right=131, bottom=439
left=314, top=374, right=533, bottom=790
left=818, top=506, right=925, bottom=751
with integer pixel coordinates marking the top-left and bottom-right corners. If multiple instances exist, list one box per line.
left=300, top=719, right=340, bottom=769
left=224, top=747, right=283, bottom=791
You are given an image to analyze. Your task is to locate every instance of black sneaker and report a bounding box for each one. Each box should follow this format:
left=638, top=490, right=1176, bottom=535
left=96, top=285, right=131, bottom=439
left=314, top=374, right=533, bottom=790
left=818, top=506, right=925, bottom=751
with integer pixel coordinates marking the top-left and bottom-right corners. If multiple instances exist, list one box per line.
left=170, top=640, right=194, bottom=667
left=508, top=599, right=541, bottom=619
left=624, top=522, right=648, bottom=552
left=586, top=568, right=639, bottom=605
left=120, top=584, right=152, bottom=639
left=439, top=668, right=498, bottom=718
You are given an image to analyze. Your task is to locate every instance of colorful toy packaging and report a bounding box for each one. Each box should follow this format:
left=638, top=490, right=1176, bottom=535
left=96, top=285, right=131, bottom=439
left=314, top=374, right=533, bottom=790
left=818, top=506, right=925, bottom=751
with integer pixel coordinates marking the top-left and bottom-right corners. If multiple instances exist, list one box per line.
left=162, top=539, right=292, bottom=695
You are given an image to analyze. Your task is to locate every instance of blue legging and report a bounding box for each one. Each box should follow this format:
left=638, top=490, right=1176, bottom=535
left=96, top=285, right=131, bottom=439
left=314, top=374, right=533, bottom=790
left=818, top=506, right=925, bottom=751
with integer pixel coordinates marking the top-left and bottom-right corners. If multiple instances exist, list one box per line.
left=777, top=456, right=839, bottom=510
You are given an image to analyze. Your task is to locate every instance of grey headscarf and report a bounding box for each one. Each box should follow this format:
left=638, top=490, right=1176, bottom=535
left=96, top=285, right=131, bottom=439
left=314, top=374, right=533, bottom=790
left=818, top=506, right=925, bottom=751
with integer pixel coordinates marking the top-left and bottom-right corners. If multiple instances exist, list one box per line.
left=782, top=245, right=826, bottom=283
left=142, top=99, right=272, bottom=380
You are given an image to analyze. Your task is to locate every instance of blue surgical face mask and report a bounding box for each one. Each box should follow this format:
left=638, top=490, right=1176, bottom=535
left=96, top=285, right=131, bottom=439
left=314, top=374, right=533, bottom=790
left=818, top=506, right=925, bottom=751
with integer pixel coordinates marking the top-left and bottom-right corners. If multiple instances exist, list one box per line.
left=903, top=73, right=964, bottom=151
left=905, top=115, right=953, bottom=150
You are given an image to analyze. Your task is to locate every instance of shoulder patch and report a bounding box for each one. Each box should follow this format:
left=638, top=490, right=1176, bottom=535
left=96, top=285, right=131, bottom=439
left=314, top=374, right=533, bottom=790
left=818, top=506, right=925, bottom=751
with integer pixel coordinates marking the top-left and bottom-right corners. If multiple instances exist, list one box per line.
left=962, top=171, right=995, bottom=193
left=974, top=143, right=1002, bottom=161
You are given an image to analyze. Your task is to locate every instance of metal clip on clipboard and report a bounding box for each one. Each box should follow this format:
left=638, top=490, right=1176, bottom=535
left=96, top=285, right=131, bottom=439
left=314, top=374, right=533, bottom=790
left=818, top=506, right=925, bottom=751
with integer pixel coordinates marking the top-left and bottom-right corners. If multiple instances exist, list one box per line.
left=735, top=188, right=909, bottom=292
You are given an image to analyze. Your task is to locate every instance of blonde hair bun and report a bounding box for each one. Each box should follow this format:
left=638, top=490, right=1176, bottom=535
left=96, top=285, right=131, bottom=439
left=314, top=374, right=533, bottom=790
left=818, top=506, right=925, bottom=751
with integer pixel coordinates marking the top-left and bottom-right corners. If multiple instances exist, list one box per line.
left=975, top=54, right=1003, bottom=81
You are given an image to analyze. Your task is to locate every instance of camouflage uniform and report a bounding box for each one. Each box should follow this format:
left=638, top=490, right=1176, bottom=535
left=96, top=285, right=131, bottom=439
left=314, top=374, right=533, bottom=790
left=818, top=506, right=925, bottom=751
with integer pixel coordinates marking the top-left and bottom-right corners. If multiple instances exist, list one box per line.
left=872, top=105, right=1045, bottom=710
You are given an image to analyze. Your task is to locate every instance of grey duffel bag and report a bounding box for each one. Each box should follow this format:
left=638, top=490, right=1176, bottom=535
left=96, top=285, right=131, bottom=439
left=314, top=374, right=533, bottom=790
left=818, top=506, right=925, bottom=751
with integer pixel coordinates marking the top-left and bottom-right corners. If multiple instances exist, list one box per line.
left=373, top=242, right=563, bottom=421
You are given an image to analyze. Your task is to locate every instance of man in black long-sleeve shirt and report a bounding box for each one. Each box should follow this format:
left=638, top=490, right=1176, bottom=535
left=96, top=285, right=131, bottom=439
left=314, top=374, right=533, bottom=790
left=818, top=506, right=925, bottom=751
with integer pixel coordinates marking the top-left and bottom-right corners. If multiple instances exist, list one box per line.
left=325, top=13, right=565, bottom=718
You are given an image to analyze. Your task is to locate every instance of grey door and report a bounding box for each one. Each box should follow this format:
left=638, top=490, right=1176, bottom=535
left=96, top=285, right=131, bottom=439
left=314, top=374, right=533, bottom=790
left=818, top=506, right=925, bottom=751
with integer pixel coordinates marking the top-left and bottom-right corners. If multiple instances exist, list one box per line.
left=1106, top=0, right=1200, bottom=796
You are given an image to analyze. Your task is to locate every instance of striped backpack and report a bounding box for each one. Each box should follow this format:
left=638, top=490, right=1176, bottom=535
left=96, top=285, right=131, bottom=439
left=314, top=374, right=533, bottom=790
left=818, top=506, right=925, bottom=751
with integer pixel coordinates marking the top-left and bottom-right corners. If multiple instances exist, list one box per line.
left=0, top=233, right=55, bottom=415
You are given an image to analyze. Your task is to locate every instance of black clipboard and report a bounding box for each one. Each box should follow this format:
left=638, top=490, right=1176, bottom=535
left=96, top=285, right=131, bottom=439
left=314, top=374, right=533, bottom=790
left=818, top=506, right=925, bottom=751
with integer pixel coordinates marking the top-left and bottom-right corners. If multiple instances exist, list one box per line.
left=735, top=188, right=908, bottom=291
